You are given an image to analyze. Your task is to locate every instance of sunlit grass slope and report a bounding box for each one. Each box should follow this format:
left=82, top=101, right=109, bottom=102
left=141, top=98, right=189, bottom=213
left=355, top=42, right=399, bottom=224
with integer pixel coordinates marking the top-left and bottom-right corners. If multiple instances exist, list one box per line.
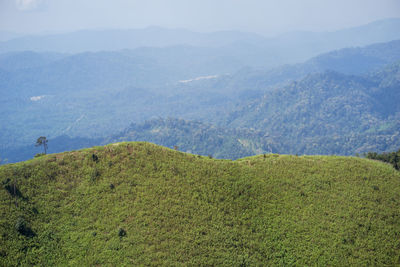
left=1, top=142, right=399, bottom=266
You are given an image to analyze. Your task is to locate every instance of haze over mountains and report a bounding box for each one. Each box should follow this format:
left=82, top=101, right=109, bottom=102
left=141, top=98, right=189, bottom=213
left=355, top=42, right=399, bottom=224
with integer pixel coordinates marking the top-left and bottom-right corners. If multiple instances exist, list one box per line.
left=1, top=18, right=400, bottom=163
left=1, top=18, right=400, bottom=67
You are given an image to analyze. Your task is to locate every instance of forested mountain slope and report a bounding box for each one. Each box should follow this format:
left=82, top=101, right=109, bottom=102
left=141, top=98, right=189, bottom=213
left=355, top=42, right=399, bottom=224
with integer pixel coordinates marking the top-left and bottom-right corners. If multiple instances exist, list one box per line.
left=225, top=62, right=400, bottom=155
left=1, top=118, right=275, bottom=163
left=1, top=40, right=399, bottom=161
left=106, top=118, right=275, bottom=159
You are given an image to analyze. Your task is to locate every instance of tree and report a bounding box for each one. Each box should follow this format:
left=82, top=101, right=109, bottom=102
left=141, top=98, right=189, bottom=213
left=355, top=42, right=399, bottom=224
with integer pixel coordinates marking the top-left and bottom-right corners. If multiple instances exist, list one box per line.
left=35, top=136, right=48, bottom=154
left=366, top=149, right=400, bottom=171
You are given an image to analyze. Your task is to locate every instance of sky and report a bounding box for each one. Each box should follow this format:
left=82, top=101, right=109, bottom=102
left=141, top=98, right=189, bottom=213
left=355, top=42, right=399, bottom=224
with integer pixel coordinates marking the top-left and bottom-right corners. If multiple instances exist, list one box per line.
left=0, top=0, right=400, bottom=36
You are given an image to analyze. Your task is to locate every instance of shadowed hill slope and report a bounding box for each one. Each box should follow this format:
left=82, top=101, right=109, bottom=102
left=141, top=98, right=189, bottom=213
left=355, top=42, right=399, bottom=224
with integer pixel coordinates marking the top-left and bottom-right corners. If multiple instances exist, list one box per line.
left=1, top=142, right=399, bottom=266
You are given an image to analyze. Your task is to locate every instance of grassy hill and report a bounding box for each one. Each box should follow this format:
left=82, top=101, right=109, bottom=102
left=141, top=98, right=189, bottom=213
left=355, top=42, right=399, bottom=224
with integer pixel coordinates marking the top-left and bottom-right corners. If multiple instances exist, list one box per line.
left=1, top=142, right=399, bottom=266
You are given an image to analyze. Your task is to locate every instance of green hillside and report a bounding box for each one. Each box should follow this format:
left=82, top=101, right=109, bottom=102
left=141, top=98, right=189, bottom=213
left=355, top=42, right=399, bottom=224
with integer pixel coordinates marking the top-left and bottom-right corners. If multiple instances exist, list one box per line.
left=1, top=142, right=399, bottom=266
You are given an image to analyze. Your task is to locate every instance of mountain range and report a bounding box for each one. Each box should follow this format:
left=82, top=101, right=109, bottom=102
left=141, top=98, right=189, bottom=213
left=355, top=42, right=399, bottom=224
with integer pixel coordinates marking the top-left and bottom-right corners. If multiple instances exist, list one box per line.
left=1, top=18, right=400, bottom=69
left=1, top=62, right=399, bottom=163
left=1, top=19, right=400, bottom=163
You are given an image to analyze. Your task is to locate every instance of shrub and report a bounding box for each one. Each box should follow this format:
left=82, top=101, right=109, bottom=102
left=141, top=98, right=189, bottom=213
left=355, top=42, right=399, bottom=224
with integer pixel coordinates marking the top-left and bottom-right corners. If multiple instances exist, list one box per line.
left=92, top=154, right=99, bottom=163
left=14, top=217, right=26, bottom=233
left=90, top=168, right=100, bottom=182
left=4, top=184, right=25, bottom=199
left=15, top=217, right=35, bottom=237
left=118, top=228, right=126, bottom=237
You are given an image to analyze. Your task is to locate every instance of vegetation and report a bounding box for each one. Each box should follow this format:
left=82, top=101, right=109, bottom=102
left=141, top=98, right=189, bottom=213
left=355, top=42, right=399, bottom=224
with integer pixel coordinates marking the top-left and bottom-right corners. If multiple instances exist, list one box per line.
left=108, top=118, right=275, bottom=159
left=1, top=119, right=275, bottom=163
left=35, top=136, right=48, bottom=155
left=1, top=142, right=399, bottom=265
left=225, top=62, right=400, bottom=155
left=1, top=40, right=400, bottom=158
left=366, top=149, right=400, bottom=170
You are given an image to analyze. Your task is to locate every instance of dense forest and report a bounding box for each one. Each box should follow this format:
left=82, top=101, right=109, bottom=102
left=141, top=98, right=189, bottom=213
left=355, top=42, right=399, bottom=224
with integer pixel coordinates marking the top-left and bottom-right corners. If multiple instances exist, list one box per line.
left=225, top=62, right=400, bottom=155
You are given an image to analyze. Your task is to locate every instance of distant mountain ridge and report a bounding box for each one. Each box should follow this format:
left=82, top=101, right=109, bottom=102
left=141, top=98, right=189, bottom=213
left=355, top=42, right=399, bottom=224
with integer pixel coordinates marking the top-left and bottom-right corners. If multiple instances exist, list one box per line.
left=2, top=38, right=399, bottom=100
left=208, top=39, right=400, bottom=95
left=0, top=27, right=265, bottom=53
left=0, top=51, right=67, bottom=71
left=0, top=31, right=22, bottom=42
left=1, top=18, right=400, bottom=69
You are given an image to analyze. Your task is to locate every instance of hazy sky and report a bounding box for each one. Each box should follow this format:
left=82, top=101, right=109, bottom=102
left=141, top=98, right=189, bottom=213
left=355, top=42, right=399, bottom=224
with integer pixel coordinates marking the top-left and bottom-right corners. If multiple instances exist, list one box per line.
left=1, top=0, right=400, bottom=35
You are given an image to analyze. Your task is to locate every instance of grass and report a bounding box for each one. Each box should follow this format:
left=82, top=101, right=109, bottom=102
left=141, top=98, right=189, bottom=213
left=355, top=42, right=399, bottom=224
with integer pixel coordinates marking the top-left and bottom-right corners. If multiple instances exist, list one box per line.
left=1, top=142, right=399, bottom=266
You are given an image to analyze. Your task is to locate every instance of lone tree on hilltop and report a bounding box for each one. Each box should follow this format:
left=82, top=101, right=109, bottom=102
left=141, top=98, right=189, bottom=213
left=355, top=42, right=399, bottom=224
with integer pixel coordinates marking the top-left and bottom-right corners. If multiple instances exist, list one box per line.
left=35, top=136, right=48, bottom=154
